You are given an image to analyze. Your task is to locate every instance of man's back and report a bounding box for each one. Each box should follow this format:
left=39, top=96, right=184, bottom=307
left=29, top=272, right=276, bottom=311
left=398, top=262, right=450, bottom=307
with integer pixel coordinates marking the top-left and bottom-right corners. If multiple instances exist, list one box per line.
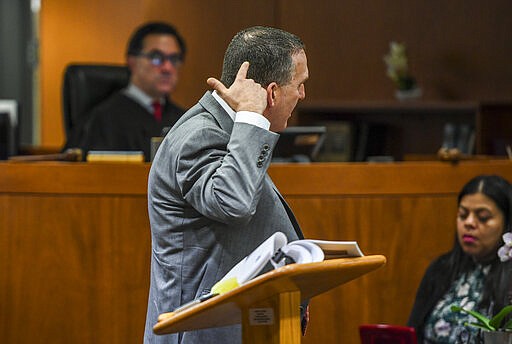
left=144, top=91, right=301, bottom=343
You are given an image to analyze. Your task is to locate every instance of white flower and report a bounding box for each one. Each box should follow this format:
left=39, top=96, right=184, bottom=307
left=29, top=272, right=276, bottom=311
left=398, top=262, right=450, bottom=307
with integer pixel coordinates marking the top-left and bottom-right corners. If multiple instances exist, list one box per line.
left=434, top=319, right=451, bottom=337
left=498, top=232, right=512, bottom=262
left=383, top=41, right=418, bottom=91
left=498, top=245, right=511, bottom=262
left=464, top=301, right=475, bottom=310
left=460, top=298, right=475, bottom=311
left=457, top=283, right=470, bottom=297
left=503, top=232, right=512, bottom=246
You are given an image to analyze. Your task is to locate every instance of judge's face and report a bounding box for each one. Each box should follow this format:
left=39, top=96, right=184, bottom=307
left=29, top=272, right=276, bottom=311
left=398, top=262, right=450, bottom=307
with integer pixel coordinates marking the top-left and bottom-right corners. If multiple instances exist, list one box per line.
left=128, top=34, right=182, bottom=99
left=456, top=192, right=505, bottom=261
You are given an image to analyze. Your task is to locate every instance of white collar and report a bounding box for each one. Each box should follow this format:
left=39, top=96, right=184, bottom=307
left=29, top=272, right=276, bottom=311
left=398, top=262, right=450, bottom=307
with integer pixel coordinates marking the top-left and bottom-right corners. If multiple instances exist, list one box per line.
left=125, top=84, right=163, bottom=111
left=211, top=90, right=236, bottom=122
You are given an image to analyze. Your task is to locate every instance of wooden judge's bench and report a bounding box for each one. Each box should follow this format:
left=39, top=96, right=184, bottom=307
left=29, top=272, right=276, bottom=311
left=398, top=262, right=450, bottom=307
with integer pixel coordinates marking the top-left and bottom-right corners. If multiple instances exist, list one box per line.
left=1, top=160, right=512, bottom=344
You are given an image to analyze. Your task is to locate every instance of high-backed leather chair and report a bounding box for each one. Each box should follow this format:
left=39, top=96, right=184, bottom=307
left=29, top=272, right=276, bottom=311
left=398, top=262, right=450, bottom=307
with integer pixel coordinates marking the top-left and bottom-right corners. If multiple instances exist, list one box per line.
left=62, top=64, right=130, bottom=141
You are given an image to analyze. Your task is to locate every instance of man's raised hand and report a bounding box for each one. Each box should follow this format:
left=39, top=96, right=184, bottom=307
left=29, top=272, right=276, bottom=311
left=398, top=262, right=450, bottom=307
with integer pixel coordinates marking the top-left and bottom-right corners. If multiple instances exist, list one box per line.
left=207, top=61, right=267, bottom=114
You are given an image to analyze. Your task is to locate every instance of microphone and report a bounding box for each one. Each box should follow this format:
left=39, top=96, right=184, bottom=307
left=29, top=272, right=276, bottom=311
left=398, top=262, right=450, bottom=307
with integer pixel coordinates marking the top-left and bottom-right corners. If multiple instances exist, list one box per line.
left=8, top=148, right=83, bottom=162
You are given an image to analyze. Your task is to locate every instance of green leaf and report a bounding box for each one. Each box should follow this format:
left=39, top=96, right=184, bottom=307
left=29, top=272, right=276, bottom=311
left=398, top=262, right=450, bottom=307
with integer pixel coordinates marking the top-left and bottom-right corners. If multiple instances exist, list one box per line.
left=490, top=305, right=512, bottom=329
left=451, top=305, right=494, bottom=331
left=464, top=321, right=493, bottom=330
left=503, top=318, right=512, bottom=330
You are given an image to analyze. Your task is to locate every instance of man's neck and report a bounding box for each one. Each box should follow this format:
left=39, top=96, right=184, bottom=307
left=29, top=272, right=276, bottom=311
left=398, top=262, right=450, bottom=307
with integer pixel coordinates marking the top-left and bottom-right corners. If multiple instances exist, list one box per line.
left=124, top=83, right=165, bottom=112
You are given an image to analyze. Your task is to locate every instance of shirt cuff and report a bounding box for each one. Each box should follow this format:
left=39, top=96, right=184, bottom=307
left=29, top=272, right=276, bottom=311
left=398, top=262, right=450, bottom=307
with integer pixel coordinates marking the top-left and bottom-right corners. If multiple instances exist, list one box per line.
left=235, top=111, right=270, bottom=130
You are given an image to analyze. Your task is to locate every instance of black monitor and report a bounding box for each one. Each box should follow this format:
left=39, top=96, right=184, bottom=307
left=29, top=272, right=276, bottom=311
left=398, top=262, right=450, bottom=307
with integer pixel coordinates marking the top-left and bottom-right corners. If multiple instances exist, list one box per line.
left=0, top=100, right=19, bottom=160
left=272, top=126, right=326, bottom=163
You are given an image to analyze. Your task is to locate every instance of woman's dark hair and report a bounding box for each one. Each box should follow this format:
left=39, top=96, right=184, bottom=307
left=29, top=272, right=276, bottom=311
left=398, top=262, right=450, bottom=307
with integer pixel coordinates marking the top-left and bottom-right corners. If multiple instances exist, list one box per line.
left=446, top=175, right=512, bottom=314
left=126, top=21, right=186, bottom=60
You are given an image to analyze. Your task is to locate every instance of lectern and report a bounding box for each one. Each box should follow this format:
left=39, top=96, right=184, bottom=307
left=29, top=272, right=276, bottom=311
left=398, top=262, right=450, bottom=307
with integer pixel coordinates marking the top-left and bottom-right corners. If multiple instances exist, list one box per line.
left=154, top=255, right=386, bottom=343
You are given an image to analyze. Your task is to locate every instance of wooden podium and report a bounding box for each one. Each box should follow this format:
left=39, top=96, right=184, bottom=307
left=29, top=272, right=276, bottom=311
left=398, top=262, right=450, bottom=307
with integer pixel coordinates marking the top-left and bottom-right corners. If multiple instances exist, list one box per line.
left=153, top=255, right=386, bottom=343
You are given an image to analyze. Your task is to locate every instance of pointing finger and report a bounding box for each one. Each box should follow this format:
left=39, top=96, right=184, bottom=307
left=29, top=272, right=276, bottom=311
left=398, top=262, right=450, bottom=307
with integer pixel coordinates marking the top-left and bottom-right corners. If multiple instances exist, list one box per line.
left=235, top=61, right=250, bottom=80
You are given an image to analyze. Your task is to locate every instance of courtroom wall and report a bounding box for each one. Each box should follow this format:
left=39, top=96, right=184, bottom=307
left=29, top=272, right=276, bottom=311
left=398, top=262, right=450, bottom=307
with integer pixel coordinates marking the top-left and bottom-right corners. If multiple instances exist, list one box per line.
left=40, top=0, right=512, bottom=147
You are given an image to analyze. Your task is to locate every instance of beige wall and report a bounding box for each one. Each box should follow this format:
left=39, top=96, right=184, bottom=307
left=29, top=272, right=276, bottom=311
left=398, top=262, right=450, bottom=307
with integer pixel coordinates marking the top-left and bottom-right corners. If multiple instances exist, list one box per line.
left=40, top=1, right=512, bottom=147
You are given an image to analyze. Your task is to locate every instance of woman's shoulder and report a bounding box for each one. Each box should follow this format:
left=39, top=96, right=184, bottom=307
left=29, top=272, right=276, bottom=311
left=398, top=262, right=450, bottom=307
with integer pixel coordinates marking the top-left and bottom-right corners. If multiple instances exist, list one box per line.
left=425, top=252, right=453, bottom=275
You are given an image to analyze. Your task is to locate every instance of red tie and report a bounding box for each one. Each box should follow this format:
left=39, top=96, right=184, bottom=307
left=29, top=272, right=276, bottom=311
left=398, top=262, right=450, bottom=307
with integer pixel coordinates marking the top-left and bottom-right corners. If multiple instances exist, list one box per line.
left=152, top=101, right=162, bottom=122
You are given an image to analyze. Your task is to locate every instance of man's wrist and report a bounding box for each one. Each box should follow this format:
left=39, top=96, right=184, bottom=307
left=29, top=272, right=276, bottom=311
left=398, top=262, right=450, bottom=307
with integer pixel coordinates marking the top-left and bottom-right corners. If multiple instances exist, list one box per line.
left=235, top=111, right=270, bottom=130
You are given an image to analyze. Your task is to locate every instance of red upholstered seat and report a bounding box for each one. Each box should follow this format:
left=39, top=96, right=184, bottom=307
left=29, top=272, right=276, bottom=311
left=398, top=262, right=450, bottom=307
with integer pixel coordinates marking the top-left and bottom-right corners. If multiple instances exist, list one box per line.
left=359, top=324, right=417, bottom=344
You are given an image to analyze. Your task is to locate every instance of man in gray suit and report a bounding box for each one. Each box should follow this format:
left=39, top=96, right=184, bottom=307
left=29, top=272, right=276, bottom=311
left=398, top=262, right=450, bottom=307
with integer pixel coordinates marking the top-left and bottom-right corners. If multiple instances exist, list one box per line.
left=144, top=26, right=309, bottom=343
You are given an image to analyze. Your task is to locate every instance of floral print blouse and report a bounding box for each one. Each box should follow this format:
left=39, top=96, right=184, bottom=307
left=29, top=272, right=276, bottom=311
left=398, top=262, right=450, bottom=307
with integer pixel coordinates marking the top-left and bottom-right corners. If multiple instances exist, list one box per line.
left=423, top=264, right=490, bottom=343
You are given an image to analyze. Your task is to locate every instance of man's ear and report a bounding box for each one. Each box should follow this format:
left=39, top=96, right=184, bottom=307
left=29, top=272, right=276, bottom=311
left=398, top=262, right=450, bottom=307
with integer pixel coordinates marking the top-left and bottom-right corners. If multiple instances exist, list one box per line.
left=266, top=82, right=278, bottom=107
left=126, top=55, right=137, bottom=72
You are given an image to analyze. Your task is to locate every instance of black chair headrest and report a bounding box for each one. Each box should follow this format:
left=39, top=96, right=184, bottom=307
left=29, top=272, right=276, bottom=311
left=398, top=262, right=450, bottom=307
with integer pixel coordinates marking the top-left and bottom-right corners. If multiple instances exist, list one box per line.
left=62, top=64, right=130, bottom=139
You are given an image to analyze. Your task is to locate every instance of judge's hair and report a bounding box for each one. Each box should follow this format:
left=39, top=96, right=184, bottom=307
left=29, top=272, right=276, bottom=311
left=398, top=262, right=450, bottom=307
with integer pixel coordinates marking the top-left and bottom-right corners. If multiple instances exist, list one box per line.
left=126, top=21, right=186, bottom=60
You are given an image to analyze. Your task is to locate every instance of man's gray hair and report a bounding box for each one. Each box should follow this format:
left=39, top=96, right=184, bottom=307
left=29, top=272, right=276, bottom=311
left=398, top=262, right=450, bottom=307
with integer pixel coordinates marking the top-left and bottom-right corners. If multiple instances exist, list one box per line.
left=220, top=26, right=305, bottom=88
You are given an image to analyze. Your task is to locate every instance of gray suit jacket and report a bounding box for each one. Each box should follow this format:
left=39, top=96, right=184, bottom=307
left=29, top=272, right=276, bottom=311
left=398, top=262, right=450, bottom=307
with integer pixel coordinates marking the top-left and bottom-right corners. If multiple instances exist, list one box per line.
left=144, top=91, right=303, bottom=343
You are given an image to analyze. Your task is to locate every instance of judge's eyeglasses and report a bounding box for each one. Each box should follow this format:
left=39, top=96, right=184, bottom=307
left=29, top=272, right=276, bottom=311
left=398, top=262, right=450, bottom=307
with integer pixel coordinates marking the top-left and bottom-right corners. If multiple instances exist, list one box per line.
left=137, top=50, right=183, bottom=67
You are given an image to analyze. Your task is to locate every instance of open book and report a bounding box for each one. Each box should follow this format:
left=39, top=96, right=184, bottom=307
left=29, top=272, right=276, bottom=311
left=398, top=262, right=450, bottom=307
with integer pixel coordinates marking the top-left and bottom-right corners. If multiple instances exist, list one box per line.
left=163, top=232, right=364, bottom=316
left=211, top=232, right=363, bottom=294
left=169, top=232, right=364, bottom=314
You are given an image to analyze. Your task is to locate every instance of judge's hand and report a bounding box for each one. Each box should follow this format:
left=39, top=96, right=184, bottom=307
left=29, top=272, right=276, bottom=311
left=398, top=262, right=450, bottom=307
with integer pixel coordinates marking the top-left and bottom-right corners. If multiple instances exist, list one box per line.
left=207, top=62, right=267, bottom=114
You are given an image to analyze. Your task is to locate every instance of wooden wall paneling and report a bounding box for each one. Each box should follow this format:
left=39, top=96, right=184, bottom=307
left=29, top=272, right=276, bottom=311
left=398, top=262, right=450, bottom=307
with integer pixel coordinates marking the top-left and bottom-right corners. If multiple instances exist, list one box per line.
left=39, top=0, right=277, bottom=148
left=287, top=196, right=456, bottom=344
left=267, top=162, right=512, bottom=196
left=141, top=0, right=277, bottom=108
left=0, top=163, right=151, bottom=343
left=278, top=0, right=512, bottom=102
left=40, top=0, right=146, bottom=148
left=277, top=1, right=394, bottom=101
left=39, top=0, right=512, bottom=149
left=0, top=193, right=150, bottom=343
left=3, top=161, right=512, bottom=343
left=0, top=162, right=150, bottom=195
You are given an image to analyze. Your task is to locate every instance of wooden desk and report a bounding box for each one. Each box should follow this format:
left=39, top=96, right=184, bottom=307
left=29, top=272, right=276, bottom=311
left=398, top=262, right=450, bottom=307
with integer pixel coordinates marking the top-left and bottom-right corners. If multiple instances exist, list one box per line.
left=0, top=162, right=150, bottom=344
left=1, top=160, right=512, bottom=344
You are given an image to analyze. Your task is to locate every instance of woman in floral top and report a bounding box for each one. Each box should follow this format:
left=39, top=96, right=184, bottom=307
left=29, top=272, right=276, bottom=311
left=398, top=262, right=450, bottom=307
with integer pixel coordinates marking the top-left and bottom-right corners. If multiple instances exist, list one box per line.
left=408, top=175, right=512, bottom=343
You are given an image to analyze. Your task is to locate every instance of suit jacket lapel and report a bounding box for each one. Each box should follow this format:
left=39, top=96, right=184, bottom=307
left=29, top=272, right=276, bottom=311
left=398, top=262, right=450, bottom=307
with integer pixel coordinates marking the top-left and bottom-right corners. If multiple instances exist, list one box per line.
left=198, top=91, right=234, bottom=134
left=269, top=178, right=304, bottom=240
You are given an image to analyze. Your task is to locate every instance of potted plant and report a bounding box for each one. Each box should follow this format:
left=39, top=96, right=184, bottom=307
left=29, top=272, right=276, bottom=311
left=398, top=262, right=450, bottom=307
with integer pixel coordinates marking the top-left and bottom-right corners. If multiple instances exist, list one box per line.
left=451, top=305, right=512, bottom=343
left=451, top=233, right=512, bottom=343
left=383, top=41, right=422, bottom=101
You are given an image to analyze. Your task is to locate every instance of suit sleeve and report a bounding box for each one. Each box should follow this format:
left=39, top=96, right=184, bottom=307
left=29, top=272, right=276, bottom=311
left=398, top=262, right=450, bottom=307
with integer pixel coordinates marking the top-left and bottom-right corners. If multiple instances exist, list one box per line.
left=176, top=121, right=279, bottom=225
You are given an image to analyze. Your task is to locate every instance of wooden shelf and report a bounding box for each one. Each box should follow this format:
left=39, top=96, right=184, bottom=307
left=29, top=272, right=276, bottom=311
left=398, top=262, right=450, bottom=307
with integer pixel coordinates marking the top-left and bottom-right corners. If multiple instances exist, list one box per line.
left=293, top=100, right=512, bottom=161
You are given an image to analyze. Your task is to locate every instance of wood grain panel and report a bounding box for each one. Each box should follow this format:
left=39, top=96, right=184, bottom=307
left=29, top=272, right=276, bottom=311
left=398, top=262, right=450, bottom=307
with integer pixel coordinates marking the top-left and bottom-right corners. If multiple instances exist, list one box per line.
left=39, top=1, right=512, bottom=148
left=269, top=160, right=512, bottom=195
left=0, top=162, right=149, bottom=195
left=39, top=0, right=276, bottom=148
left=142, top=0, right=276, bottom=107
left=40, top=0, right=145, bottom=147
left=279, top=0, right=512, bottom=102
left=2, top=161, right=512, bottom=343
left=289, top=197, right=456, bottom=344
left=0, top=194, right=150, bottom=343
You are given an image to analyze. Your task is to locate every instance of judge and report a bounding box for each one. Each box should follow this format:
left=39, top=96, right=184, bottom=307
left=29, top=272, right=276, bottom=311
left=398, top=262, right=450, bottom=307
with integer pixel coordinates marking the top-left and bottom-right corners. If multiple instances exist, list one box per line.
left=64, top=21, right=186, bottom=161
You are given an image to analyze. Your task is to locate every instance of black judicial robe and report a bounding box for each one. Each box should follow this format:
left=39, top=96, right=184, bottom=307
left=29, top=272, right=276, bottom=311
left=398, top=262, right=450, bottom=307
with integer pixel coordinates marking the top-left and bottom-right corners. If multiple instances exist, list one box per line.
left=65, top=93, right=184, bottom=161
